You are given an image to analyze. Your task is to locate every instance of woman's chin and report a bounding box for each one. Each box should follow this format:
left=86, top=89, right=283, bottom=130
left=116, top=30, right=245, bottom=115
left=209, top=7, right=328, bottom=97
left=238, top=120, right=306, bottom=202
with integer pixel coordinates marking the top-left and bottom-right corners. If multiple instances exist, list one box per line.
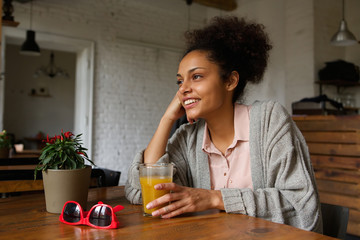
left=185, top=111, right=198, bottom=121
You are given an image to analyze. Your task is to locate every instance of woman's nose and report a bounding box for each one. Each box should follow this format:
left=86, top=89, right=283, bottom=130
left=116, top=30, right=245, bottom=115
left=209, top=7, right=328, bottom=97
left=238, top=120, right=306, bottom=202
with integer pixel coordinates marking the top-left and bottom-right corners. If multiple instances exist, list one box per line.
left=179, top=79, right=191, bottom=94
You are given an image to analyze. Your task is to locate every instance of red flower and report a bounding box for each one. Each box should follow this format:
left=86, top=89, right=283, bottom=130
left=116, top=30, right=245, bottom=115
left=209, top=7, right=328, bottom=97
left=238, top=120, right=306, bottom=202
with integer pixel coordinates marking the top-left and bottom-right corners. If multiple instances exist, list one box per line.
left=43, top=134, right=54, bottom=143
left=42, top=135, right=50, bottom=143
left=64, top=131, right=73, bottom=139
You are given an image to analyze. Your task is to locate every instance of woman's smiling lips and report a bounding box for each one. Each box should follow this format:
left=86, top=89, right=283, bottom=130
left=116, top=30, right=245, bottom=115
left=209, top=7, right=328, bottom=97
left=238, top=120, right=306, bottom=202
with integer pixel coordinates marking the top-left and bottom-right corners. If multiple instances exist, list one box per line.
left=183, top=98, right=200, bottom=109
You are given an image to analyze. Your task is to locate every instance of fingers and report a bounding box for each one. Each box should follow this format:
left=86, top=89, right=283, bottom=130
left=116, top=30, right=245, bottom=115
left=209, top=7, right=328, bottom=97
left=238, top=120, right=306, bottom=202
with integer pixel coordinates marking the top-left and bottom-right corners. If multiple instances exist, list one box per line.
left=146, top=188, right=181, bottom=210
left=152, top=198, right=188, bottom=218
left=161, top=206, right=186, bottom=219
left=154, top=182, right=178, bottom=191
left=164, top=94, right=185, bottom=121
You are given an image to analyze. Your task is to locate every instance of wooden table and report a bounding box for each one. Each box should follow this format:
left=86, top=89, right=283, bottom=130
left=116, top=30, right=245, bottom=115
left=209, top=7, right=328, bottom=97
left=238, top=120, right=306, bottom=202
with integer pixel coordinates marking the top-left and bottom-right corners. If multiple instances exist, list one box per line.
left=0, top=186, right=333, bottom=240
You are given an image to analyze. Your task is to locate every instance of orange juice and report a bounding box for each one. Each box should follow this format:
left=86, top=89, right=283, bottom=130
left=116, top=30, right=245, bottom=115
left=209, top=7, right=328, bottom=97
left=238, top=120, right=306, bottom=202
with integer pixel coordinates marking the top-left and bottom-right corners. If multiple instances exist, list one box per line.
left=140, top=176, right=172, bottom=216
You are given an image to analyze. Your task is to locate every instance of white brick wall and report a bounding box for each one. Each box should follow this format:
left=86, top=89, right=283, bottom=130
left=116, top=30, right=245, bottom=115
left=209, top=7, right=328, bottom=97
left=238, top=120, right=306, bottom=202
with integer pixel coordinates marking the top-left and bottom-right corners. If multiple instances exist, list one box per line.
left=93, top=44, right=181, bottom=181
left=7, top=0, right=360, bottom=184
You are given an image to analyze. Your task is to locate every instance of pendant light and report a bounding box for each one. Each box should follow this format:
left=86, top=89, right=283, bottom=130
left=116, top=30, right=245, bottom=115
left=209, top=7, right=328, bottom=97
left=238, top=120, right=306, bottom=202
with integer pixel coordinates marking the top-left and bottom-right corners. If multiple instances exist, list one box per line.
left=34, top=51, right=70, bottom=79
left=331, top=0, right=357, bottom=46
left=20, top=0, right=40, bottom=56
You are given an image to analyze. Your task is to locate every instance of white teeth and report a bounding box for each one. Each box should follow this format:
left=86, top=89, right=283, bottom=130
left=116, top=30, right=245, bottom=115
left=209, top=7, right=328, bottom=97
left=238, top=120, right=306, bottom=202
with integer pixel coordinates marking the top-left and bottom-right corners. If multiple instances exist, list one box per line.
left=184, top=99, right=199, bottom=105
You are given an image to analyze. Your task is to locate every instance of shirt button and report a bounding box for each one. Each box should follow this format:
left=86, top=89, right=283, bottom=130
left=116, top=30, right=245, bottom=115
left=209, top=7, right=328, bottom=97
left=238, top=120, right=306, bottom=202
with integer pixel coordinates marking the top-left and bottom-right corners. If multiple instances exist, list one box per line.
left=224, top=172, right=227, bottom=176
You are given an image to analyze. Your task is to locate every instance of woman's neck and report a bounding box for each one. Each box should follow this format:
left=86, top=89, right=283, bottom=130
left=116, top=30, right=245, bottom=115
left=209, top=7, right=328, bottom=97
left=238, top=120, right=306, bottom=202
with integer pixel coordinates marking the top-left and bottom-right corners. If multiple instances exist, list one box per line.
left=206, top=103, right=235, bottom=155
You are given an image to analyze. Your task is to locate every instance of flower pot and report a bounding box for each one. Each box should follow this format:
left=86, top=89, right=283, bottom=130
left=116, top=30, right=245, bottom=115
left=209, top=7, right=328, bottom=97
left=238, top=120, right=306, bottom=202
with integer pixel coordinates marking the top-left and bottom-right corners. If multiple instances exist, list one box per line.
left=42, top=165, right=92, bottom=213
left=0, top=147, right=10, bottom=158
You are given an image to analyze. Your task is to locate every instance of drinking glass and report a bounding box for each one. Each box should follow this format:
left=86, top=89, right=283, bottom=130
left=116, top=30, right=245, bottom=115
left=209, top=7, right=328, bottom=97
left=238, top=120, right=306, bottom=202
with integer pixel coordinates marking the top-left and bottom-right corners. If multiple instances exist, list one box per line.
left=139, top=163, right=173, bottom=217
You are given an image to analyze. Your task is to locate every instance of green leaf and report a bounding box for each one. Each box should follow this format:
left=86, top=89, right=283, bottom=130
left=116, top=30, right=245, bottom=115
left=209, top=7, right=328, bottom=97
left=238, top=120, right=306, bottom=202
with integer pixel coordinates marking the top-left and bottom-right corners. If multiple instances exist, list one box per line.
left=69, top=158, right=76, bottom=169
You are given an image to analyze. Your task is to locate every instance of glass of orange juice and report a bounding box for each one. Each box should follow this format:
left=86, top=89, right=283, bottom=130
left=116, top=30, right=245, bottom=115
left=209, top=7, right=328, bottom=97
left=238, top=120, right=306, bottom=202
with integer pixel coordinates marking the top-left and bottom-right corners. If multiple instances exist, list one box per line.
left=139, top=163, right=173, bottom=217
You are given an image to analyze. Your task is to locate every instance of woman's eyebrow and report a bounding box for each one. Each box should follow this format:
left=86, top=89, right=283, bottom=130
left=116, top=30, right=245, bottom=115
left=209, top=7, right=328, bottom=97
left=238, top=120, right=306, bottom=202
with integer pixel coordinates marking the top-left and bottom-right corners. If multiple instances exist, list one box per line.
left=177, top=67, right=206, bottom=77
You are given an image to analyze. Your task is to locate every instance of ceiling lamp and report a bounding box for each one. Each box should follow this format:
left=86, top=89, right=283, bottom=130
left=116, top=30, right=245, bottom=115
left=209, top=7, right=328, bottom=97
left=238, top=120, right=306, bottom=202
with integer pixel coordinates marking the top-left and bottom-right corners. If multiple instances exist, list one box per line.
left=34, top=51, right=70, bottom=79
left=20, top=0, right=40, bottom=55
left=331, top=0, right=357, bottom=46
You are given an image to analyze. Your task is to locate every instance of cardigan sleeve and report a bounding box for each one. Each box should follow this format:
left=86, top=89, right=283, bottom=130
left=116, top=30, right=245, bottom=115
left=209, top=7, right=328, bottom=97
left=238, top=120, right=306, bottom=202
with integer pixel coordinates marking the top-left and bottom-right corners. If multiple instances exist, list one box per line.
left=124, top=150, right=144, bottom=205
left=221, top=101, right=322, bottom=233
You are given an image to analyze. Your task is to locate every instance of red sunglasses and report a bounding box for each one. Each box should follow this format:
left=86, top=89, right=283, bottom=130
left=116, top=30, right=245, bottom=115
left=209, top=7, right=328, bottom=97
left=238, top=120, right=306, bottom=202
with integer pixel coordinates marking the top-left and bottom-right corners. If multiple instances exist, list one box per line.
left=59, top=201, right=124, bottom=229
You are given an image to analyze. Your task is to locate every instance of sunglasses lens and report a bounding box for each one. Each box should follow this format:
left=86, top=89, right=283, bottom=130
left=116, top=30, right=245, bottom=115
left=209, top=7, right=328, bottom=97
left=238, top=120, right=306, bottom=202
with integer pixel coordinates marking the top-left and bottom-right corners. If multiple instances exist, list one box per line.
left=89, top=206, right=112, bottom=227
left=63, top=202, right=81, bottom=223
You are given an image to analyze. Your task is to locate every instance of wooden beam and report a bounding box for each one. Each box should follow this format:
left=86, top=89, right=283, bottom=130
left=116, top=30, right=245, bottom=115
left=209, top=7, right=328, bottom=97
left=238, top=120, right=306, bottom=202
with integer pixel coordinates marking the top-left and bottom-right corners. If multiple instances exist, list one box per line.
left=308, top=143, right=360, bottom=156
left=315, top=169, right=360, bottom=183
left=294, top=118, right=360, bottom=131
left=316, top=179, right=360, bottom=196
left=302, top=131, right=360, bottom=144
left=311, top=155, right=360, bottom=170
left=319, top=192, right=360, bottom=210
left=193, top=0, right=237, bottom=11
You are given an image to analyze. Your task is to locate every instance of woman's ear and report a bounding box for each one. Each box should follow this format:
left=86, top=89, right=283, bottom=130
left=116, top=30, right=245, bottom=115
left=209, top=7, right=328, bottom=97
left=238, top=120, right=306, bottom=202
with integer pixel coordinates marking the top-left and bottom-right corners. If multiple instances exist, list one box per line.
left=226, top=71, right=239, bottom=91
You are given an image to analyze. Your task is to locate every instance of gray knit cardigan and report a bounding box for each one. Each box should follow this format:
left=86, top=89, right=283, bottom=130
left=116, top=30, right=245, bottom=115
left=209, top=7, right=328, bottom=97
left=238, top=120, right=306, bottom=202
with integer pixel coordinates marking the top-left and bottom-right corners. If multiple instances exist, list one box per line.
left=125, top=100, right=322, bottom=233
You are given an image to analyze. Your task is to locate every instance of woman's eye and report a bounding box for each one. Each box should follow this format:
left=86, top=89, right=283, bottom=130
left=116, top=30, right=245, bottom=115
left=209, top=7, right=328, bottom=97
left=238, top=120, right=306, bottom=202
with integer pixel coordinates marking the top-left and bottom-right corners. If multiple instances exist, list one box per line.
left=193, top=74, right=202, bottom=80
left=176, top=80, right=183, bottom=86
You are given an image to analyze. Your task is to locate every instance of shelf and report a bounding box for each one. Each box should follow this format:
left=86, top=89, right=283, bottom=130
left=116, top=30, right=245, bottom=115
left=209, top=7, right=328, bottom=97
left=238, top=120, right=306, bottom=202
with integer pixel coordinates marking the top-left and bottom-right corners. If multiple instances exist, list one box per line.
left=316, top=80, right=360, bottom=95
left=2, top=20, right=19, bottom=27
left=315, top=80, right=360, bottom=87
left=29, top=94, right=51, bottom=98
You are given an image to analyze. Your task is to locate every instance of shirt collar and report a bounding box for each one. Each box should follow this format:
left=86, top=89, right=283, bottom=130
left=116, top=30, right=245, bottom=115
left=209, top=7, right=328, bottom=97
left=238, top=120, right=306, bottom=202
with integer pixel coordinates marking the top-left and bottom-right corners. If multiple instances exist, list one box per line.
left=202, top=103, right=250, bottom=153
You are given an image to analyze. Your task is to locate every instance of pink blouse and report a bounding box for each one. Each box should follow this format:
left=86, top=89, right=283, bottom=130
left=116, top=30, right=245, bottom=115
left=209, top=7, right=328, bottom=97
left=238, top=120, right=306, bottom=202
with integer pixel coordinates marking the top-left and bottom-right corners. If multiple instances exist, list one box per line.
left=202, top=104, right=253, bottom=190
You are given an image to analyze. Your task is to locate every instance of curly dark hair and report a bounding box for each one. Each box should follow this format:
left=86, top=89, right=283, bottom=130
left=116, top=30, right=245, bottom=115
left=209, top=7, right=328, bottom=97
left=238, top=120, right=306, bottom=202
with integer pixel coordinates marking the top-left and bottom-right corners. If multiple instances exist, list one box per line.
left=184, top=16, right=272, bottom=103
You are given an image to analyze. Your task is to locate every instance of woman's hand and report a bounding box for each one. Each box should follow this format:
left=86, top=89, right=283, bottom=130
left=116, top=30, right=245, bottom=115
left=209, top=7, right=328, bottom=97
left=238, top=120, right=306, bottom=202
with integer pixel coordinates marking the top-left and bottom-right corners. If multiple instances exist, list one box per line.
left=146, top=183, right=224, bottom=218
left=163, top=93, right=186, bottom=122
left=163, top=92, right=197, bottom=124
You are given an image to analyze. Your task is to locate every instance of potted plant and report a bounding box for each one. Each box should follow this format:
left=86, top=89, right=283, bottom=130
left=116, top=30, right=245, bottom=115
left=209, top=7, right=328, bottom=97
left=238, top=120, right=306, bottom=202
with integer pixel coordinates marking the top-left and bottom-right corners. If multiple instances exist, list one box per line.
left=35, top=130, right=94, bottom=213
left=0, top=130, right=12, bottom=158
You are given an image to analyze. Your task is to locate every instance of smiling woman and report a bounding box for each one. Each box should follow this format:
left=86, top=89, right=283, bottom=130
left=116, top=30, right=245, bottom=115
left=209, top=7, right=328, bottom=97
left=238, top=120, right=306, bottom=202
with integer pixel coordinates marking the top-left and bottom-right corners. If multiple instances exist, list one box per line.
left=125, top=16, right=322, bottom=234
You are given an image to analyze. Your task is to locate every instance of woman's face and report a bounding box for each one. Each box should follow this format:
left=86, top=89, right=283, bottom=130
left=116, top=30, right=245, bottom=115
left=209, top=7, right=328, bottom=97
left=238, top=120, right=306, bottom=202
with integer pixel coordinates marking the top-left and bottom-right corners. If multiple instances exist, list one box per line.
left=176, top=50, right=233, bottom=121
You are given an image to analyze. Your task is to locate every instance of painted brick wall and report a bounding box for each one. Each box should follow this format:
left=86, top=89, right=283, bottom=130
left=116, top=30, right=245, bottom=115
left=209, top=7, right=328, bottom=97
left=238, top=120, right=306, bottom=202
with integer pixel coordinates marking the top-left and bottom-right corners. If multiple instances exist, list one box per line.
left=93, top=44, right=181, bottom=178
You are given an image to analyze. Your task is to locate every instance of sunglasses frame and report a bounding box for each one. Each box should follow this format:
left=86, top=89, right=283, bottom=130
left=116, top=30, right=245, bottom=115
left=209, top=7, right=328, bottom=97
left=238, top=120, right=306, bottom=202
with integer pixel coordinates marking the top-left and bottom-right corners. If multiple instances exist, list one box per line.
left=59, top=201, right=124, bottom=229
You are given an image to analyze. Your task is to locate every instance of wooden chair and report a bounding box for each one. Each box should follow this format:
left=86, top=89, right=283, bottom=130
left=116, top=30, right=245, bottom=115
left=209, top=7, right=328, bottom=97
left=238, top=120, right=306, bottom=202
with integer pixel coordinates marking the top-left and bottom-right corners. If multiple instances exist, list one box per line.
left=321, top=203, right=349, bottom=239
left=293, top=115, right=360, bottom=237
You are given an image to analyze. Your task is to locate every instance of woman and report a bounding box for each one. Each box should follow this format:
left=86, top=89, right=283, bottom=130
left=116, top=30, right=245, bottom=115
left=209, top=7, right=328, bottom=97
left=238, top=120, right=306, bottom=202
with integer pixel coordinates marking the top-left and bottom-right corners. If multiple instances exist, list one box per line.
left=125, top=16, right=322, bottom=233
